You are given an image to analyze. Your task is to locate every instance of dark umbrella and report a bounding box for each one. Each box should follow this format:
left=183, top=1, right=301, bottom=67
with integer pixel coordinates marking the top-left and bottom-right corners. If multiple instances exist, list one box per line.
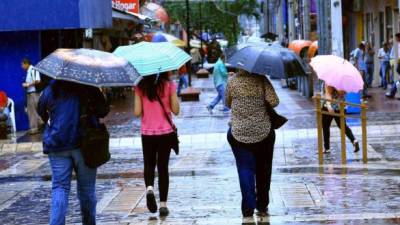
left=226, top=43, right=309, bottom=79
left=261, top=32, right=278, bottom=40
left=34, top=48, right=141, bottom=87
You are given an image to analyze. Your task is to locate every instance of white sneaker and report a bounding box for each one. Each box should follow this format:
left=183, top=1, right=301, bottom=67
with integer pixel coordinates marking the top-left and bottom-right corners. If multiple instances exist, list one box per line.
left=206, top=106, right=213, bottom=114
left=323, top=149, right=331, bottom=154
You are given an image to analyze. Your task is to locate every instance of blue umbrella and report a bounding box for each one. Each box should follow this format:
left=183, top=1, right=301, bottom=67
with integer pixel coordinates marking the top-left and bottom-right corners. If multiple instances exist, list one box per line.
left=152, top=33, right=168, bottom=42
left=114, top=42, right=191, bottom=76
left=34, top=48, right=141, bottom=87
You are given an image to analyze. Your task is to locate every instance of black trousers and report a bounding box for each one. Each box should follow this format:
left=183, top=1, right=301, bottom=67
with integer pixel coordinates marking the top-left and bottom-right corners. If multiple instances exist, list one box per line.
left=227, top=129, right=275, bottom=216
left=141, top=133, right=173, bottom=202
left=322, top=108, right=356, bottom=150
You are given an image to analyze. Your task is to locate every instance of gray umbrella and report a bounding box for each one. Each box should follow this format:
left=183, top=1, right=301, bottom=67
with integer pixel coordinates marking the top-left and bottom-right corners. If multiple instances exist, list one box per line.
left=226, top=43, right=309, bottom=79
left=34, top=48, right=141, bottom=87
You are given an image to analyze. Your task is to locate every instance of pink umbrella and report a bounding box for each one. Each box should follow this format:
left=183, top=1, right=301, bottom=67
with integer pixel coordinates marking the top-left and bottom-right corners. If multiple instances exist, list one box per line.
left=310, top=55, right=364, bottom=92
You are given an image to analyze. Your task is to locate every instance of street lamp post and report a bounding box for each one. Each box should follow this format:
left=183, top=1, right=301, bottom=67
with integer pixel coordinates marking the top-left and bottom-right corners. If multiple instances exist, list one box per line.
left=185, top=0, right=192, bottom=86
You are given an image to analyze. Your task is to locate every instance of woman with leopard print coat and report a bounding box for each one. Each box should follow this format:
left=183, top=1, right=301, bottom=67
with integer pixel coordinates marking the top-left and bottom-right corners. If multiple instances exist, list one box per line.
left=226, top=69, right=279, bottom=221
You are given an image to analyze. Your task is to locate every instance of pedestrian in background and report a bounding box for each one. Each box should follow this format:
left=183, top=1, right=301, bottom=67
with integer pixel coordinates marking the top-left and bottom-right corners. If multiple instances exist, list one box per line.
left=21, top=58, right=43, bottom=134
left=386, top=33, right=400, bottom=98
left=38, top=81, right=109, bottom=225
left=190, top=47, right=202, bottom=73
left=379, top=42, right=391, bottom=89
left=134, top=72, right=180, bottom=217
left=226, top=69, right=279, bottom=223
left=354, top=42, right=371, bottom=100
left=177, top=65, right=188, bottom=96
left=0, top=91, right=10, bottom=138
left=354, top=43, right=371, bottom=99
left=365, top=42, right=375, bottom=87
left=207, top=54, right=229, bottom=114
left=321, top=84, right=359, bottom=153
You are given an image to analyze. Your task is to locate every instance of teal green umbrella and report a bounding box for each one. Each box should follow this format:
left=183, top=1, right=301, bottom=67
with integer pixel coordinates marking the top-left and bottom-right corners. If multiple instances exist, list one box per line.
left=113, top=42, right=192, bottom=76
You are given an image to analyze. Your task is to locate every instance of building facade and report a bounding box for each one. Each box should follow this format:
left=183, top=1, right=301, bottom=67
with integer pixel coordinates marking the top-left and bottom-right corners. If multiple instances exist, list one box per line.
left=0, top=0, right=112, bottom=131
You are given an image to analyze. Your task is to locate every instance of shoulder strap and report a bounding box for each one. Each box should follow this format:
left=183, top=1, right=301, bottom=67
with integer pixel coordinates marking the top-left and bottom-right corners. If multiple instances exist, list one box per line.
left=155, top=91, right=177, bottom=131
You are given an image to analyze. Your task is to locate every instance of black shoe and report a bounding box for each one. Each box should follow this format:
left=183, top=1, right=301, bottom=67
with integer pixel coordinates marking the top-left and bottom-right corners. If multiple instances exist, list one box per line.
left=256, top=211, right=269, bottom=217
left=354, top=141, right=360, bottom=153
left=146, top=190, right=158, bottom=213
left=159, top=207, right=169, bottom=217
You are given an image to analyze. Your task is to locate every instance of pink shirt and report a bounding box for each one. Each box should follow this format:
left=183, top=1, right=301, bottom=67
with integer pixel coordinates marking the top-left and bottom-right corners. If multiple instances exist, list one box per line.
left=135, top=81, right=177, bottom=135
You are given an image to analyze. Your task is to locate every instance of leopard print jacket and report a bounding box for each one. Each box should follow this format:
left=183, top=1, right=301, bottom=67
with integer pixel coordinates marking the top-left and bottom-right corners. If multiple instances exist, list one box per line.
left=226, top=73, right=279, bottom=144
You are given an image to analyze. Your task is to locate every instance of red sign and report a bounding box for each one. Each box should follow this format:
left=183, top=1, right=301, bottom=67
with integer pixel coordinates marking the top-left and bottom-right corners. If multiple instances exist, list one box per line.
left=112, top=0, right=139, bottom=14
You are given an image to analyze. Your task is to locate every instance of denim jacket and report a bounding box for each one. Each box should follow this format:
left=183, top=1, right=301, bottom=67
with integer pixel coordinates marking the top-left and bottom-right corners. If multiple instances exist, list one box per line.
left=38, top=81, right=109, bottom=154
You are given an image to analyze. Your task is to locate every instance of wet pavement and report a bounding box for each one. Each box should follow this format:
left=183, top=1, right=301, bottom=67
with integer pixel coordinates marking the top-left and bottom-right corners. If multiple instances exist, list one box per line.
left=0, top=76, right=400, bottom=224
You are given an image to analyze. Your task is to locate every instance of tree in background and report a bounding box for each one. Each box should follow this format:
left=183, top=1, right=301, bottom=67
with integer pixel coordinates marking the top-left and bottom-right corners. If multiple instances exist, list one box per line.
left=164, top=0, right=260, bottom=45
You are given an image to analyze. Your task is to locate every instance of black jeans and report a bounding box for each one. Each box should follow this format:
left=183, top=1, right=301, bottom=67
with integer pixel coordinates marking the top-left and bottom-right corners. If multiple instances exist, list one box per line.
left=322, top=107, right=356, bottom=150
left=227, top=129, right=275, bottom=217
left=141, top=133, right=173, bottom=202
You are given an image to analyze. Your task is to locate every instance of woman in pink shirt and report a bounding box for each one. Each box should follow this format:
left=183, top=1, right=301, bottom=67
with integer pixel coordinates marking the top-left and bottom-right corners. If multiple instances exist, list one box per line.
left=134, top=72, right=180, bottom=217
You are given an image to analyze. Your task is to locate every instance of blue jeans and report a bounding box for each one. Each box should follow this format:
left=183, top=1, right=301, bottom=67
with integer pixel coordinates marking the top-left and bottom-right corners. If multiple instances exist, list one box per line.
left=209, top=84, right=227, bottom=110
left=227, top=129, right=275, bottom=216
left=177, top=74, right=189, bottom=95
left=366, top=63, right=374, bottom=87
left=48, top=149, right=97, bottom=225
left=381, top=61, right=391, bottom=88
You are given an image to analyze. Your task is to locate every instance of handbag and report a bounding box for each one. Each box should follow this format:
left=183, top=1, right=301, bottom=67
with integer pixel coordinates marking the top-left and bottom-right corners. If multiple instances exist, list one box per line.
left=155, top=93, right=180, bottom=155
left=262, top=80, right=288, bottom=129
left=265, top=101, right=288, bottom=129
left=79, top=99, right=110, bottom=168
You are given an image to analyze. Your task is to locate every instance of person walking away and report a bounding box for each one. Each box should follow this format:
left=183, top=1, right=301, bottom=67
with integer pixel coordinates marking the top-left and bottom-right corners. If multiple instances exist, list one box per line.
left=190, top=47, right=202, bottom=73
left=38, top=80, right=109, bottom=225
left=354, top=43, right=370, bottom=99
left=134, top=72, right=180, bottom=217
left=21, top=58, right=43, bottom=134
left=365, top=42, right=375, bottom=87
left=226, top=70, right=279, bottom=223
left=379, top=42, right=391, bottom=89
left=177, top=65, right=189, bottom=96
left=0, top=91, right=10, bottom=138
left=322, top=84, right=360, bottom=154
left=207, top=54, right=229, bottom=113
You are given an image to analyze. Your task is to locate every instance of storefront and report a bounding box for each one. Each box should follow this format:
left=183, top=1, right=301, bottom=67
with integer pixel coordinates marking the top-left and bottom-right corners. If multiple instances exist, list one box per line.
left=0, top=0, right=112, bottom=130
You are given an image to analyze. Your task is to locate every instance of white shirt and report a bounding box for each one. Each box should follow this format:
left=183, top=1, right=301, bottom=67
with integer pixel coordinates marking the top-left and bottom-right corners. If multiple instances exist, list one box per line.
left=25, top=65, right=41, bottom=93
left=378, top=48, right=390, bottom=62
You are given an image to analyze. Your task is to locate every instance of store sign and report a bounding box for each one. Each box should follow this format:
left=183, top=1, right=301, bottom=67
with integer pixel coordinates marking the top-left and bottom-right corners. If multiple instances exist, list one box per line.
left=112, top=0, right=139, bottom=14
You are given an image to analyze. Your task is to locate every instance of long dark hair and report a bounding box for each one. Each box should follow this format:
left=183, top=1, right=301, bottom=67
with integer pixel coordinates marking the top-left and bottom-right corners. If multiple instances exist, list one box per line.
left=138, top=72, right=170, bottom=101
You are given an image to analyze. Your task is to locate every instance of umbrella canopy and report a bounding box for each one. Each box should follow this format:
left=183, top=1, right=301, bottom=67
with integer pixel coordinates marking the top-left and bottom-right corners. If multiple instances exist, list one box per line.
left=152, top=32, right=186, bottom=47
left=226, top=43, right=308, bottom=78
left=310, top=55, right=364, bottom=92
left=33, top=48, right=140, bottom=87
left=288, top=40, right=312, bottom=56
left=114, top=42, right=192, bottom=76
left=141, top=2, right=169, bottom=23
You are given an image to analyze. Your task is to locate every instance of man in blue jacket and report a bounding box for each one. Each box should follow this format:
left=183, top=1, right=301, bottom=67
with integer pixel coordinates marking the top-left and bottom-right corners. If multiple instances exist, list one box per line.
left=38, top=80, right=109, bottom=225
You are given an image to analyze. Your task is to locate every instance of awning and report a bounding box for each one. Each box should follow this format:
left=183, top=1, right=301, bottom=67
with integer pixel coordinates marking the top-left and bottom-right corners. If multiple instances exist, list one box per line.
left=0, top=0, right=112, bottom=31
left=112, top=8, right=152, bottom=24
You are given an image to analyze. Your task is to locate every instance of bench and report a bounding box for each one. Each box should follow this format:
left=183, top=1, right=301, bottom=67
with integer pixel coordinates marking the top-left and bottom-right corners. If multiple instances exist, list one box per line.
left=180, top=87, right=201, bottom=102
left=196, top=69, right=210, bottom=79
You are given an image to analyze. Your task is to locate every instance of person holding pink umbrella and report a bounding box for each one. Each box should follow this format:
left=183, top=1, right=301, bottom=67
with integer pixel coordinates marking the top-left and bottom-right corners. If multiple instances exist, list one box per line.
left=321, top=84, right=360, bottom=153
left=310, top=55, right=363, bottom=153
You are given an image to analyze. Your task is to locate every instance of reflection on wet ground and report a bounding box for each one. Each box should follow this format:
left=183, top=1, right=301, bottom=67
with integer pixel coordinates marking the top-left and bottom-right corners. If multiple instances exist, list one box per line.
left=1, top=79, right=400, bottom=224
